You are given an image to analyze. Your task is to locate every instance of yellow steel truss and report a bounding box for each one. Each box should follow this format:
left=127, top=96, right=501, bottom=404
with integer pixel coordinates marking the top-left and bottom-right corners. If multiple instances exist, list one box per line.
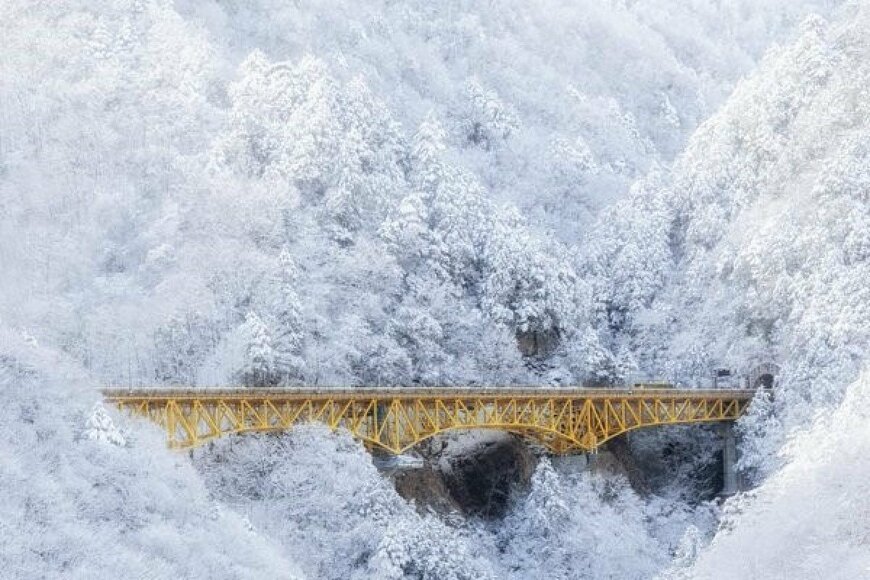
left=103, top=387, right=755, bottom=454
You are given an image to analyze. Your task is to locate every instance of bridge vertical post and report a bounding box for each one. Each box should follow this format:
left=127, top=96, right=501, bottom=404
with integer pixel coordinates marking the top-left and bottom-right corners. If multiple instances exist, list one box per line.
left=719, top=422, right=738, bottom=496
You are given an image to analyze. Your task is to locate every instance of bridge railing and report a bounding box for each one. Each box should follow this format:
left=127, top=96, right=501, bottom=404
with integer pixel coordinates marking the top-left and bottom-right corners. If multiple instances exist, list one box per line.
left=102, top=385, right=759, bottom=400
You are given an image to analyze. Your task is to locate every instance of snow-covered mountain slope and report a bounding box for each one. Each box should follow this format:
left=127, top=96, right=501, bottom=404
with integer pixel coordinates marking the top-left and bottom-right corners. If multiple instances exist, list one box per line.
left=0, top=0, right=840, bottom=392
left=585, top=1, right=870, bottom=468
left=0, top=330, right=712, bottom=580
left=583, top=4, right=870, bottom=574
left=0, top=332, right=304, bottom=579
left=680, top=369, right=870, bottom=579
left=179, top=0, right=838, bottom=239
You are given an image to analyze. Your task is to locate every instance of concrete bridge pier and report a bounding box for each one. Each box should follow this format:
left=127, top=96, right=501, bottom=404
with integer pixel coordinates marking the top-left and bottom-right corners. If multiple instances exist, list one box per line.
left=720, top=422, right=738, bottom=496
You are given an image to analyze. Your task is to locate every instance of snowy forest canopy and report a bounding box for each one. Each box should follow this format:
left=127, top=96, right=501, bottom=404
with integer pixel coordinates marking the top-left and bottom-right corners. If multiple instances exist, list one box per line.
left=1, top=0, right=855, bottom=394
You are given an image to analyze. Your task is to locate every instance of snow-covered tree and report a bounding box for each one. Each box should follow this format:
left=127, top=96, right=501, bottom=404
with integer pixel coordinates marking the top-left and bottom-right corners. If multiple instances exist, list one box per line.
left=411, top=114, right=448, bottom=193
left=501, top=459, right=667, bottom=579
left=655, top=525, right=704, bottom=580
left=565, top=325, right=616, bottom=384
left=460, top=78, right=520, bottom=149
left=735, top=388, right=783, bottom=483
left=671, top=525, right=703, bottom=568
left=82, top=403, right=126, bottom=447
left=239, top=311, right=277, bottom=387
left=367, top=516, right=495, bottom=580
left=271, top=248, right=306, bottom=384
left=481, top=208, right=583, bottom=346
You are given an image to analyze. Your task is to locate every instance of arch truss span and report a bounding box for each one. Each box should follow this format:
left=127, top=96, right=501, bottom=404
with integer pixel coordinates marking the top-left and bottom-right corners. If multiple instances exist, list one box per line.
left=103, top=387, right=756, bottom=454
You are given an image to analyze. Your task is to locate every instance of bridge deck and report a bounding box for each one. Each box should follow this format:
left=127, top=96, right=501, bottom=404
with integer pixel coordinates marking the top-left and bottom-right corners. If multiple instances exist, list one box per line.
left=104, top=386, right=759, bottom=454
left=102, top=386, right=757, bottom=400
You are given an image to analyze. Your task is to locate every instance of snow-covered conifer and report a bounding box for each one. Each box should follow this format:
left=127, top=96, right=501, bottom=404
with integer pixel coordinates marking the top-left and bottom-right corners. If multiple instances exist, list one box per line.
left=462, top=78, right=520, bottom=149
left=272, top=249, right=306, bottom=384
left=239, top=311, right=277, bottom=387
left=82, top=403, right=126, bottom=446
left=411, top=114, right=448, bottom=193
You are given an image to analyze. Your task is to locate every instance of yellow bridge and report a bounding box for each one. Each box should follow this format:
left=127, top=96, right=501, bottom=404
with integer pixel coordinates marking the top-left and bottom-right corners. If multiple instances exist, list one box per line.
left=103, top=386, right=756, bottom=454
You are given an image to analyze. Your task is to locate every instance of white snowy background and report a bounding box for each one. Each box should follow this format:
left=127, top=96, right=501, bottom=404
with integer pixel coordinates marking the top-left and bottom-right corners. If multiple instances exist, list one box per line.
left=1, top=0, right=868, bottom=578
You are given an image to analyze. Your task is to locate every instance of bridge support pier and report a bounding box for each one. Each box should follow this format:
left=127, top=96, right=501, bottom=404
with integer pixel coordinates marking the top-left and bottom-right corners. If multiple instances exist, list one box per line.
left=551, top=453, right=588, bottom=473
left=720, top=422, right=738, bottom=496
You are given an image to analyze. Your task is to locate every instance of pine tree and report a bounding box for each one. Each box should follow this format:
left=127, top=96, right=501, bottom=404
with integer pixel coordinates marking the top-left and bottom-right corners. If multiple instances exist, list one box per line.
left=367, top=515, right=494, bottom=580
left=656, top=525, right=704, bottom=580
left=379, top=191, right=431, bottom=271
left=614, top=343, right=639, bottom=383
left=462, top=78, right=519, bottom=149
left=549, top=136, right=600, bottom=181
left=566, top=326, right=615, bottom=384
left=671, top=525, right=703, bottom=568
left=272, top=249, right=305, bottom=384
left=411, top=114, right=448, bottom=193
left=368, top=523, right=410, bottom=580
left=240, top=311, right=277, bottom=387
left=523, top=458, right=570, bottom=536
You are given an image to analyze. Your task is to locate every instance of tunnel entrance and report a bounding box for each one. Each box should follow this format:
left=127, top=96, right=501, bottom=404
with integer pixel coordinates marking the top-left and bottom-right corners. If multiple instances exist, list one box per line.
left=754, top=373, right=775, bottom=389
left=749, top=362, right=779, bottom=390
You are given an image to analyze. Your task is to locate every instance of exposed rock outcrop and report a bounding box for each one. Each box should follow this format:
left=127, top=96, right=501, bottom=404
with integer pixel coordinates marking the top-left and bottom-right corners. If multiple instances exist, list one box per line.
left=388, top=430, right=538, bottom=518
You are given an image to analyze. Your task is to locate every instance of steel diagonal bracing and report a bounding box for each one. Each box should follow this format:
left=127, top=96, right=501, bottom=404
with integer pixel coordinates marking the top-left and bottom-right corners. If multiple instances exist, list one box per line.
left=105, top=387, right=757, bottom=454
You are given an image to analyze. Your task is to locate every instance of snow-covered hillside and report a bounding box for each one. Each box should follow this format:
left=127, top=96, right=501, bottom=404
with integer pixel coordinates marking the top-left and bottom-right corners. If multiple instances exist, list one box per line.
left=0, top=332, right=304, bottom=579
left=0, top=333, right=714, bottom=580
left=588, top=4, right=870, bottom=575
left=584, top=2, right=870, bottom=479
left=682, top=369, right=870, bottom=579
left=178, top=0, right=839, bottom=239
left=0, top=0, right=838, bottom=391
left=2, top=0, right=868, bottom=578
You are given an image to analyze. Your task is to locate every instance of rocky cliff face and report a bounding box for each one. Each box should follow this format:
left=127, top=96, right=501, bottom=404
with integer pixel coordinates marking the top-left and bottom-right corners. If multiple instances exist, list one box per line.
left=391, top=431, right=539, bottom=518
left=390, top=425, right=727, bottom=519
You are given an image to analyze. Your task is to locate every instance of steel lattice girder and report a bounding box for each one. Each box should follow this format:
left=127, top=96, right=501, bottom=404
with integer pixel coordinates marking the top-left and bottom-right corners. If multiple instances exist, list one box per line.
left=103, top=387, right=755, bottom=454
